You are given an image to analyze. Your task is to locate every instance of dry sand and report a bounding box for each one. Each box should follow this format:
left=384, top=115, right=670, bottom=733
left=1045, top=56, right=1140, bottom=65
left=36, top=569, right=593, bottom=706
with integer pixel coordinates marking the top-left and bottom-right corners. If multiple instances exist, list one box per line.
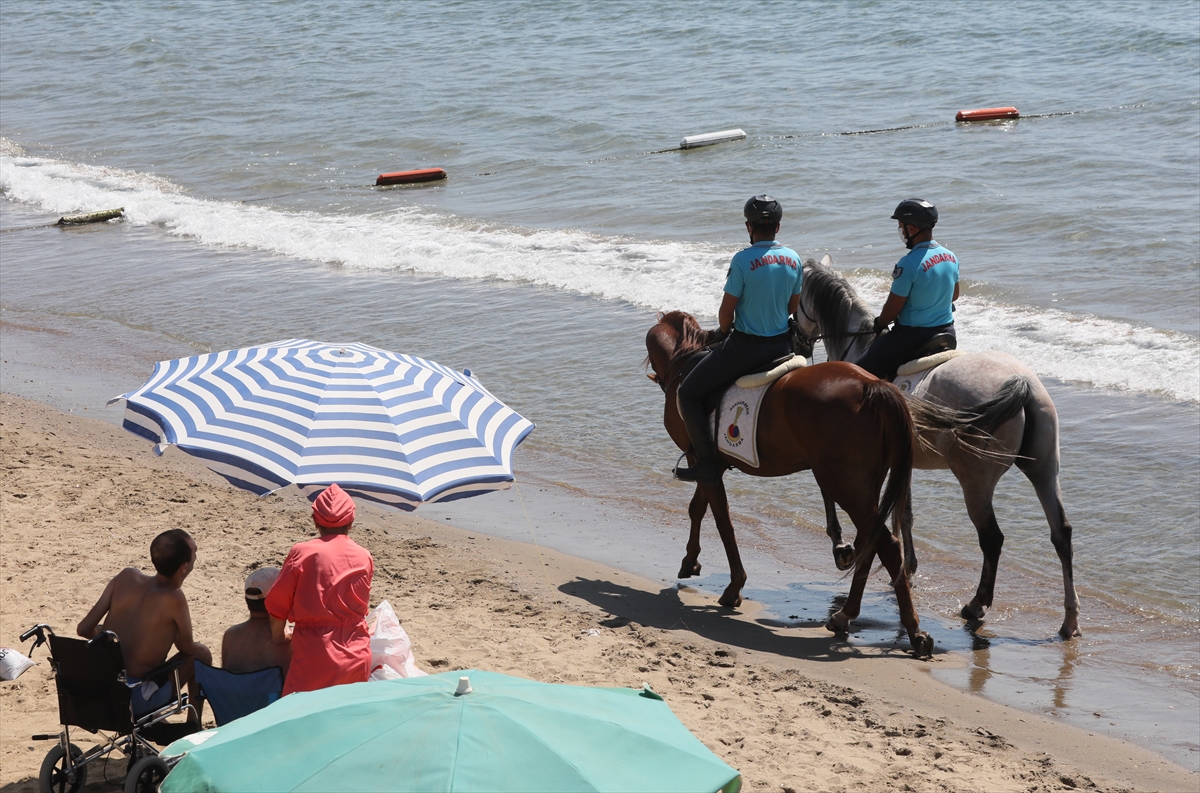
left=1, top=394, right=1194, bottom=793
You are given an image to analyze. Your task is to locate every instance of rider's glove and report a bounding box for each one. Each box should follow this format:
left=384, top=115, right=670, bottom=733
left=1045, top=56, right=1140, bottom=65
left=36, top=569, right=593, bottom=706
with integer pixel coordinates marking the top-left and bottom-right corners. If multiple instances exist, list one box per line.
left=872, top=316, right=889, bottom=334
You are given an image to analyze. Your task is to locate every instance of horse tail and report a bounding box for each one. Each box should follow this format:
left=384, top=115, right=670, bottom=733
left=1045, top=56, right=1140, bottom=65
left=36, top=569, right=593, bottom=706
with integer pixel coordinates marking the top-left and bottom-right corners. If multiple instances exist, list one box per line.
left=906, top=375, right=1033, bottom=462
left=967, top=375, right=1034, bottom=434
left=858, top=379, right=915, bottom=577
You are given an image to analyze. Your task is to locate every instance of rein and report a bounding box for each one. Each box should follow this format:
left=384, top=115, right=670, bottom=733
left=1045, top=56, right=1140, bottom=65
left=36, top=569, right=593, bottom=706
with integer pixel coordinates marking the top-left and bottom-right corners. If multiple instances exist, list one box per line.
left=657, top=343, right=721, bottom=395
left=795, top=297, right=877, bottom=348
left=796, top=310, right=878, bottom=348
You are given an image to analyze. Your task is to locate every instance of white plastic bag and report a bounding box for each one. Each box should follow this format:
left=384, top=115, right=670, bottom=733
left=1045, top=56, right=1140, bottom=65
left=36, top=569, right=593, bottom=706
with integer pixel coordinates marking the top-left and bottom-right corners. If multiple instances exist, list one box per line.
left=367, top=600, right=426, bottom=680
left=0, top=647, right=36, bottom=681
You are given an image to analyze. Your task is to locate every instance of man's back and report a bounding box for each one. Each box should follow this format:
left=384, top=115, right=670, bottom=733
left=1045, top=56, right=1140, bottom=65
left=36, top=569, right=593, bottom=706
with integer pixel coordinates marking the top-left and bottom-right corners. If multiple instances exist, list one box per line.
left=102, top=568, right=187, bottom=677
left=222, top=619, right=291, bottom=676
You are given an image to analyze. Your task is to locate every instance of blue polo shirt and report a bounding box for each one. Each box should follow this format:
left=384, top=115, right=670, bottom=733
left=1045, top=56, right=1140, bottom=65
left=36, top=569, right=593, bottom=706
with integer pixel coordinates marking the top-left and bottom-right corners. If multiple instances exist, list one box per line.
left=891, top=241, right=958, bottom=327
left=724, top=241, right=803, bottom=337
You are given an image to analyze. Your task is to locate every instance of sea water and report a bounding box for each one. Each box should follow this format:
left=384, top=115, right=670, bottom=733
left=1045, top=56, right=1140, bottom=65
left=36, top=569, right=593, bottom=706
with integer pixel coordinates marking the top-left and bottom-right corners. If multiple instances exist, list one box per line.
left=2, top=1, right=1197, bottom=768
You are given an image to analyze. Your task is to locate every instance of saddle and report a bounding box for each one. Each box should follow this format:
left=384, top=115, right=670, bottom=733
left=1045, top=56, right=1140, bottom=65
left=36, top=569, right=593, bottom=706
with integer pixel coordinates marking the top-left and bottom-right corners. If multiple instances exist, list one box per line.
left=914, top=333, right=957, bottom=358
left=893, top=334, right=967, bottom=389
left=679, top=352, right=797, bottom=415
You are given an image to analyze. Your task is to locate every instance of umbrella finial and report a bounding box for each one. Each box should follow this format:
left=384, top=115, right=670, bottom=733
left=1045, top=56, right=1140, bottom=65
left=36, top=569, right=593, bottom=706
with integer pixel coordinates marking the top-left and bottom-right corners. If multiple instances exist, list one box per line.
left=455, top=676, right=473, bottom=696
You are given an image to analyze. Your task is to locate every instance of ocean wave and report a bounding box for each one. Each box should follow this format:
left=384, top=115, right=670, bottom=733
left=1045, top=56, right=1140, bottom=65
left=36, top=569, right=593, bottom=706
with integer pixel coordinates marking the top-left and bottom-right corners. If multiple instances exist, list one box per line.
left=3, top=142, right=1197, bottom=403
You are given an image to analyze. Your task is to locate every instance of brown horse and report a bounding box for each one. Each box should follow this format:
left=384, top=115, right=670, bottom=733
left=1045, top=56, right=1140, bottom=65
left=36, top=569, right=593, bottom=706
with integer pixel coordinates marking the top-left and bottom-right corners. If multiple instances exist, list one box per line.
left=646, top=311, right=934, bottom=657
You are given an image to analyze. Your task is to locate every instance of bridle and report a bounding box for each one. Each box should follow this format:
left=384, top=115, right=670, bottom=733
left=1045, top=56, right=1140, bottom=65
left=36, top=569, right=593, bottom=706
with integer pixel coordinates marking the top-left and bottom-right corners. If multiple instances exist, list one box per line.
left=794, top=296, right=877, bottom=348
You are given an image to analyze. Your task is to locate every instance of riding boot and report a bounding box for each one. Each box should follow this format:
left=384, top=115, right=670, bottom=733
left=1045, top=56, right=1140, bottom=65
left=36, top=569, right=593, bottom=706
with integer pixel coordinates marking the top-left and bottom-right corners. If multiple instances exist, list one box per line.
left=674, top=400, right=723, bottom=485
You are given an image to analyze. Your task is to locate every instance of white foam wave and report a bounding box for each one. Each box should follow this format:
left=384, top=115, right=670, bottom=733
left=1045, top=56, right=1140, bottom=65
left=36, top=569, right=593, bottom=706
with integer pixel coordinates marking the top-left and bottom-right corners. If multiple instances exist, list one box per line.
left=852, top=279, right=1199, bottom=403
left=3, top=144, right=1197, bottom=402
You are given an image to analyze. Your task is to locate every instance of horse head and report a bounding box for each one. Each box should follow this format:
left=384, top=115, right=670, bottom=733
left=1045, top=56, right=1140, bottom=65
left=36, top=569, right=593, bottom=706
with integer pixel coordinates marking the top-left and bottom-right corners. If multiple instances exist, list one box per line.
left=644, top=310, right=721, bottom=391
left=800, top=255, right=877, bottom=362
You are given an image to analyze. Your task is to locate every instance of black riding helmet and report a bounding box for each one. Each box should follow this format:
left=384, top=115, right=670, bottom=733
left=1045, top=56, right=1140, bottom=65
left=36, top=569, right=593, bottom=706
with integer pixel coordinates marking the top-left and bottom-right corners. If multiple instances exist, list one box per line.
left=744, top=194, right=783, bottom=225
left=891, top=198, right=938, bottom=229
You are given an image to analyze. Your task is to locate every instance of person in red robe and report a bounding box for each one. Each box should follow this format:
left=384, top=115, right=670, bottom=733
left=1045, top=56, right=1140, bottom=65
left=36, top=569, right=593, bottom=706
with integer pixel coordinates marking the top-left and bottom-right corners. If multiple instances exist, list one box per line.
left=265, top=483, right=374, bottom=695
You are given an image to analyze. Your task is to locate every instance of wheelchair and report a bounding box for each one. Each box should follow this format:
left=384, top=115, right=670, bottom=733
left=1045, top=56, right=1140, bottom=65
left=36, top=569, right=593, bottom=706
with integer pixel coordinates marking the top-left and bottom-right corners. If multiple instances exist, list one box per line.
left=20, top=623, right=199, bottom=793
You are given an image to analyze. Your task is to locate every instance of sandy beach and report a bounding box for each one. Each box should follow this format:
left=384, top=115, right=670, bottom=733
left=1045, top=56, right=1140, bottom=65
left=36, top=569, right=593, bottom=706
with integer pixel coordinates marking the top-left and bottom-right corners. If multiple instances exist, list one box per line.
left=0, top=393, right=1193, bottom=793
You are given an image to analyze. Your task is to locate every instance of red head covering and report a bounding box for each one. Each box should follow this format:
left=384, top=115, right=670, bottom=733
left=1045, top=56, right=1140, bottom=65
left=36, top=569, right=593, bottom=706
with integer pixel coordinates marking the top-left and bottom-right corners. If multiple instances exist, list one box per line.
left=312, top=483, right=355, bottom=529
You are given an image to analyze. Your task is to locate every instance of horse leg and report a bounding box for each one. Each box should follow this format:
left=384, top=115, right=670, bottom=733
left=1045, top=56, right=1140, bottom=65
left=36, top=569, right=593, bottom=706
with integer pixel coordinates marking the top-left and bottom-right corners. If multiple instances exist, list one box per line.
left=820, top=485, right=855, bottom=571
left=900, top=496, right=918, bottom=577
left=1022, top=467, right=1081, bottom=637
left=824, top=502, right=932, bottom=657
left=959, top=478, right=1005, bottom=623
left=874, top=524, right=934, bottom=657
left=679, top=485, right=707, bottom=578
left=825, top=542, right=871, bottom=634
left=701, top=480, right=746, bottom=608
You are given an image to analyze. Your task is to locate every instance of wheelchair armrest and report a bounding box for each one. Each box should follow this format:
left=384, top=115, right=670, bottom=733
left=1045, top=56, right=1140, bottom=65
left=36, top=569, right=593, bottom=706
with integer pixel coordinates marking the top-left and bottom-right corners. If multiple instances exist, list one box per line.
left=143, top=654, right=187, bottom=685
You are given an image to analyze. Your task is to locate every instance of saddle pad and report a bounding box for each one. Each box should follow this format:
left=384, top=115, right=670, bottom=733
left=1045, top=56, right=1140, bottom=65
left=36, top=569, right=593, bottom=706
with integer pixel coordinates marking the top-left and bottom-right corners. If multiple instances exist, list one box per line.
left=710, top=381, right=771, bottom=468
left=893, top=367, right=936, bottom=398
left=894, top=350, right=967, bottom=398
left=895, top=349, right=966, bottom=377
left=734, top=355, right=806, bottom=388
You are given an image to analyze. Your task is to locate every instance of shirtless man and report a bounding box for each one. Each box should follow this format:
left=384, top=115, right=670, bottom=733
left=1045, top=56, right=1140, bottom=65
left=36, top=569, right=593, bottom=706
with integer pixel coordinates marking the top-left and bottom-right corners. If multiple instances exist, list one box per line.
left=78, top=529, right=211, bottom=721
left=221, top=567, right=291, bottom=677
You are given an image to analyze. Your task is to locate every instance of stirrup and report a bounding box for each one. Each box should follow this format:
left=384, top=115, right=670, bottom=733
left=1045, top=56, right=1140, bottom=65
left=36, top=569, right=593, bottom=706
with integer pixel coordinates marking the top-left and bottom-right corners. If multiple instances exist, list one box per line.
left=673, top=458, right=722, bottom=485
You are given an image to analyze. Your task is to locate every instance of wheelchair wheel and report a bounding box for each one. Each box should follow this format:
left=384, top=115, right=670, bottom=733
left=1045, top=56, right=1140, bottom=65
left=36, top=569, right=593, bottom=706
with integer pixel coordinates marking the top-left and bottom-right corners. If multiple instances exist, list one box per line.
left=38, top=743, right=85, bottom=793
left=124, top=755, right=169, bottom=793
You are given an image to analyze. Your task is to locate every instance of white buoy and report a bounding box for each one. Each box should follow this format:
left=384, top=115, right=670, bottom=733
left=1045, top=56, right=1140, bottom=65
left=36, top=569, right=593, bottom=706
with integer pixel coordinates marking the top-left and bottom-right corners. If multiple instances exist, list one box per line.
left=680, top=129, right=746, bottom=149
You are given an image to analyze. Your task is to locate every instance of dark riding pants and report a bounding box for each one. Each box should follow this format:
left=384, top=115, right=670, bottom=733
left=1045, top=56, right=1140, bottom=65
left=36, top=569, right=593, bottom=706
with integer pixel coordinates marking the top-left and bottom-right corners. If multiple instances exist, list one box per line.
left=678, top=331, right=791, bottom=463
left=853, top=322, right=955, bottom=380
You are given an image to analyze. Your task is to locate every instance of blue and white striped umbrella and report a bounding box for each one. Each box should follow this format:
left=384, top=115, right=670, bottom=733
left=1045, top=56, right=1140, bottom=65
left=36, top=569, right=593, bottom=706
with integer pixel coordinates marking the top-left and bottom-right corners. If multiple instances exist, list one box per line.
left=109, top=340, right=535, bottom=510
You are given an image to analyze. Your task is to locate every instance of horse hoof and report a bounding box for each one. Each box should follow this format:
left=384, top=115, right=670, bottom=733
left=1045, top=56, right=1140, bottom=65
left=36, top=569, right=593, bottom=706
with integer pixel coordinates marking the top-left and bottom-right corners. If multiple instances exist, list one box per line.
left=1058, top=622, right=1082, bottom=639
left=825, top=612, right=850, bottom=634
left=960, top=602, right=987, bottom=622
left=718, top=591, right=742, bottom=609
left=677, top=558, right=701, bottom=579
left=911, top=632, right=934, bottom=659
left=833, top=544, right=855, bottom=571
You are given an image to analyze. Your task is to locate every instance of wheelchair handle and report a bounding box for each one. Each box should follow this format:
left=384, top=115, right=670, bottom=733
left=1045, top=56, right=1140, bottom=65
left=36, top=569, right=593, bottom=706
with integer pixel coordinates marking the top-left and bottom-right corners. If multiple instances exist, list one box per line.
left=20, top=623, right=52, bottom=643
left=87, top=630, right=119, bottom=646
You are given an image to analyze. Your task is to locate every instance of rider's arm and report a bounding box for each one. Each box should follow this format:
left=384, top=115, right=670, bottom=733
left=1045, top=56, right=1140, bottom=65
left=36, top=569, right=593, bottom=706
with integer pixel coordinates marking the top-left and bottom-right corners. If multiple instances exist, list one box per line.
left=876, top=292, right=907, bottom=331
left=788, top=293, right=800, bottom=318
left=77, top=575, right=117, bottom=638
left=718, top=292, right=739, bottom=336
left=953, top=282, right=960, bottom=302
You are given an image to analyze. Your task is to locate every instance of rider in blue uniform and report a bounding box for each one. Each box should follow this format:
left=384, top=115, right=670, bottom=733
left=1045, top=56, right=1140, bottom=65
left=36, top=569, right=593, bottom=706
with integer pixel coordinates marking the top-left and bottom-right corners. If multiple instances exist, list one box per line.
left=675, top=195, right=803, bottom=485
left=854, top=198, right=959, bottom=380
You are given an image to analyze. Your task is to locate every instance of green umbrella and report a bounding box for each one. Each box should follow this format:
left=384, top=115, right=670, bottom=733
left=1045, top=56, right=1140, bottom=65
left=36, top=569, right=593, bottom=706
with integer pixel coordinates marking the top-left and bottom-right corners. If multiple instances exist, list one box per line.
left=161, top=670, right=741, bottom=793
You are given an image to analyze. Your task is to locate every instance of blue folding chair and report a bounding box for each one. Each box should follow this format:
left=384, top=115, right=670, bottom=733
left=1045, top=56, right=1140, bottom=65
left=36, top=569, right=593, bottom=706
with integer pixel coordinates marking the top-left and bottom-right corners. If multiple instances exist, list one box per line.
left=194, top=662, right=283, bottom=726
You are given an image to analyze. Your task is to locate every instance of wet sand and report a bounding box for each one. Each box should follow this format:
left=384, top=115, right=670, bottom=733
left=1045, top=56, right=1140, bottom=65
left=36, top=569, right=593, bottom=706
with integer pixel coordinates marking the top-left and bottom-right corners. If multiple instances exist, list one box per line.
left=1, top=393, right=1194, bottom=792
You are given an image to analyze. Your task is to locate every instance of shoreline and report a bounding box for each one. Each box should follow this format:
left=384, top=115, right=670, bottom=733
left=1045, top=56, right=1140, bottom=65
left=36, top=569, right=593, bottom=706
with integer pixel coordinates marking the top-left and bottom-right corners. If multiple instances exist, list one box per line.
left=1, top=393, right=1195, bottom=792
left=3, top=301, right=1198, bottom=772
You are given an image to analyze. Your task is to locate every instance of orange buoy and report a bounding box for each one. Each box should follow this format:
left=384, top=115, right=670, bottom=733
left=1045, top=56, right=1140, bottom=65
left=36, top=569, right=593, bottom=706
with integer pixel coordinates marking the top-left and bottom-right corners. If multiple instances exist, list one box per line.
left=376, top=168, right=447, bottom=186
left=956, top=106, right=1020, bottom=122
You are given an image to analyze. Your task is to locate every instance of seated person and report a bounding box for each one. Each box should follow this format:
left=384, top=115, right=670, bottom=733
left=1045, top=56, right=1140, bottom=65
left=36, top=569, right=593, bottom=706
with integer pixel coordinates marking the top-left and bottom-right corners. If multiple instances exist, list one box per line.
left=77, top=529, right=212, bottom=722
left=221, top=567, right=291, bottom=678
left=266, top=483, right=374, bottom=695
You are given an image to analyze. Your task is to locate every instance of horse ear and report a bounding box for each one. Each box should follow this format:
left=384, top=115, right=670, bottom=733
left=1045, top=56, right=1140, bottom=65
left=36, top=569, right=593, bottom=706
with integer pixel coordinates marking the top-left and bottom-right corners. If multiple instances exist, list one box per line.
left=646, top=372, right=659, bottom=383
left=820, top=254, right=832, bottom=266
left=656, top=311, right=665, bottom=322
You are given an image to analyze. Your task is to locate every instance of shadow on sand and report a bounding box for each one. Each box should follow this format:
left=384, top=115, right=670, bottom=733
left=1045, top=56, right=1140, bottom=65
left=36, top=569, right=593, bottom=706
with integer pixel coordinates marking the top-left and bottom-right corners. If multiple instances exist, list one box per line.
left=560, top=577, right=921, bottom=663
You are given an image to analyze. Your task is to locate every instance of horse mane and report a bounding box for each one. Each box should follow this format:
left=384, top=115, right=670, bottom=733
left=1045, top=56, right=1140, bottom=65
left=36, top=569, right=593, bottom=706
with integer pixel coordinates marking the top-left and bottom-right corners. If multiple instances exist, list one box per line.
left=648, top=310, right=722, bottom=370
left=802, top=259, right=876, bottom=358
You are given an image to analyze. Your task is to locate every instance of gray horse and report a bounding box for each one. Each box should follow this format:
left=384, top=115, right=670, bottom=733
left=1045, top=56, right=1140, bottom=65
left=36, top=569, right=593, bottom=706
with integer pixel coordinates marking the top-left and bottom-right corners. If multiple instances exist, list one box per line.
left=797, top=255, right=1081, bottom=639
